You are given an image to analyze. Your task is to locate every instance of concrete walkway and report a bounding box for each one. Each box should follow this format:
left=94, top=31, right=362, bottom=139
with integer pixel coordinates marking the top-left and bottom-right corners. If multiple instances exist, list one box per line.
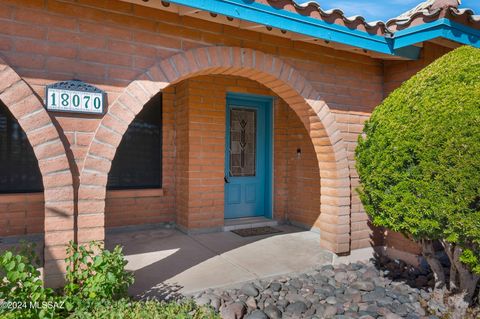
left=106, top=225, right=335, bottom=298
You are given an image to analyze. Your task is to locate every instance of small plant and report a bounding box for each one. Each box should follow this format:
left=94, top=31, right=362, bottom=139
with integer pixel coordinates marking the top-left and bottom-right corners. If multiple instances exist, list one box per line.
left=63, top=241, right=134, bottom=312
left=70, top=299, right=220, bottom=319
left=0, top=243, right=56, bottom=318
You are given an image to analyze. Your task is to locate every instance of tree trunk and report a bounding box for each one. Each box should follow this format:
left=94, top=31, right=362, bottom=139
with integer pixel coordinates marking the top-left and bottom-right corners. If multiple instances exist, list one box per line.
left=450, top=264, right=458, bottom=291
left=453, top=245, right=479, bottom=304
left=421, top=239, right=447, bottom=289
left=442, top=241, right=458, bottom=291
left=421, top=239, right=447, bottom=304
left=441, top=244, right=480, bottom=319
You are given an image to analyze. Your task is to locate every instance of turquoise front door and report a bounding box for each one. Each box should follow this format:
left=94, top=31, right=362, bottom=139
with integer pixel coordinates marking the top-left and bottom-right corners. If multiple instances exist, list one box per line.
left=224, top=93, right=272, bottom=219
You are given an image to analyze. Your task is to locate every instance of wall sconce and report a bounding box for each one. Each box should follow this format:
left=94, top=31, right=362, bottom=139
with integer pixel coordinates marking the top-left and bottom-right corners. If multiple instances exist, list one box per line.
left=296, top=148, right=302, bottom=159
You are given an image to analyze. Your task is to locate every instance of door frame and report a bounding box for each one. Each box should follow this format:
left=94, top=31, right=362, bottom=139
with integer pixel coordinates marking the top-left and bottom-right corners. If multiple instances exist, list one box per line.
left=225, top=92, right=273, bottom=219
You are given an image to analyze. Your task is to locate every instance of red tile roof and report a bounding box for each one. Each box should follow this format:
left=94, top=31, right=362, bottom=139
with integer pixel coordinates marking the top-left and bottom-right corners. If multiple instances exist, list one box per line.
left=260, top=0, right=479, bottom=35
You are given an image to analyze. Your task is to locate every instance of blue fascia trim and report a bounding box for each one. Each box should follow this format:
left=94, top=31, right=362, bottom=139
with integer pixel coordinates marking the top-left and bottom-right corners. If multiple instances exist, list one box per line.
left=393, top=18, right=480, bottom=49
left=164, top=1, right=479, bottom=59
left=166, top=0, right=419, bottom=59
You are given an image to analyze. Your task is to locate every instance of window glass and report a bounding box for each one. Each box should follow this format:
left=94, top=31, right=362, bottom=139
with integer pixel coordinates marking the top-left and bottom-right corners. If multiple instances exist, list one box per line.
left=107, top=93, right=162, bottom=190
left=229, top=108, right=256, bottom=177
left=0, top=102, right=43, bottom=193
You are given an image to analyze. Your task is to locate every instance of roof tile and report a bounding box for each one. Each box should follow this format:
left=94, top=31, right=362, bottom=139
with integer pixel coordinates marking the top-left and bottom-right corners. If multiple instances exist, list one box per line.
left=262, top=0, right=479, bottom=34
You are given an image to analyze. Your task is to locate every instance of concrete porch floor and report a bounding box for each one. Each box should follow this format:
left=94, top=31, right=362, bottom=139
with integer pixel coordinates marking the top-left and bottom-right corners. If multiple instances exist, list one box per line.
left=105, top=225, right=335, bottom=299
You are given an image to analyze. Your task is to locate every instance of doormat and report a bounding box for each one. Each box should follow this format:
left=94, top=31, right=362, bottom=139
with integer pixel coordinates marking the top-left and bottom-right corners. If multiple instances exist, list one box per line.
left=231, top=226, right=282, bottom=237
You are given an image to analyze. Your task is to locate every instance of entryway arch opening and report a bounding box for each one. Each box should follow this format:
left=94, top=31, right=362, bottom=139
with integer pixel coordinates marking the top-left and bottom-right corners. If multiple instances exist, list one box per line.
left=79, top=46, right=350, bottom=254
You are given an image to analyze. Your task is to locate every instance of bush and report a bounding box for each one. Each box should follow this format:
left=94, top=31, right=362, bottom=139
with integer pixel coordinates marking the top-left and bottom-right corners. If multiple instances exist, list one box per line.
left=0, top=243, right=56, bottom=319
left=63, top=241, right=134, bottom=312
left=0, top=242, right=218, bottom=319
left=355, top=46, right=480, bottom=314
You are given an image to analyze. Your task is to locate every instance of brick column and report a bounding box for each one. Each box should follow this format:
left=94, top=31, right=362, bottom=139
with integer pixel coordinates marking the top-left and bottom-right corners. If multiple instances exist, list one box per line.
left=171, top=77, right=226, bottom=231
left=0, top=61, right=74, bottom=287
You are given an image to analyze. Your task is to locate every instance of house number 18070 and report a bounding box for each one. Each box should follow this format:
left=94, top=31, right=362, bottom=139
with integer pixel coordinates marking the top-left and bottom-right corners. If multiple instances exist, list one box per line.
left=49, top=91, right=101, bottom=109
left=45, top=80, right=106, bottom=115
left=46, top=88, right=104, bottom=114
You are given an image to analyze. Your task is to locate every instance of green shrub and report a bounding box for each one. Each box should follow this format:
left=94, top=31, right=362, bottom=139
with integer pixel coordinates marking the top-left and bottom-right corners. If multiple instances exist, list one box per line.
left=63, top=241, right=134, bottom=312
left=1, top=242, right=217, bottom=318
left=0, top=243, right=56, bottom=318
left=355, top=45, right=480, bottom=310
left=70, top=299, right=220, bottom=319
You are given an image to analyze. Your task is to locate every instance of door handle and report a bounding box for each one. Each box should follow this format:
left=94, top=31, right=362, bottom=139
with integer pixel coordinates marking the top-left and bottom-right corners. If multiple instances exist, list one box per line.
left=224, top=176, right=230, bottom=183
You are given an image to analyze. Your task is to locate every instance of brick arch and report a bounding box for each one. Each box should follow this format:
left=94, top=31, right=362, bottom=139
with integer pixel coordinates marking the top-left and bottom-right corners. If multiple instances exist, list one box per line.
left=0, top=58, right=74, bottom=286
left=79, top=47, right=351, bottom=254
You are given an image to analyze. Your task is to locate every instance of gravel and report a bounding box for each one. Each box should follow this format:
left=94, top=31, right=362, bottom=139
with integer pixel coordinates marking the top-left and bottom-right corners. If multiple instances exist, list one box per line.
left=192, top=257, right=441, bottom=318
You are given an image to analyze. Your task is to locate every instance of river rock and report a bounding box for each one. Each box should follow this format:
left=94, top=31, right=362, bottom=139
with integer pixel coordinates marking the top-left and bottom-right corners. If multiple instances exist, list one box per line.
left=245, top=310, right=268, bottom=319
left=220, top=302, right=247, bottom=319
left=241, top=283, right=260, bottom=297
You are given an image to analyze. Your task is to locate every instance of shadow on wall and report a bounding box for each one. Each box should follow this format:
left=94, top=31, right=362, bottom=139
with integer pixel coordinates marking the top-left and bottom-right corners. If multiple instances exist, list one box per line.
left=277, top=102, right=322, bottom=231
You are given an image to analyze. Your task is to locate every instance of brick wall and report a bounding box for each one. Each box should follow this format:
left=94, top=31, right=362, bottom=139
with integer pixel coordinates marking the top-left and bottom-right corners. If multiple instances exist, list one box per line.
left=273, top=100, right=289, bottom=222
left=172, top=76, right=227, bottom=230
left=173, top=81, right=190, bottom=229
left=0, top=0, right=379, bottom=237
left=167, top=74, right=321, bottom=230
left=0, top=0, right=384, bottom=171
left=384, top=43, right=452, bottom=97
left=333, top=110, right=373, bottom=249
left=184, top=77, right=227, bottom=230
left=274, top=102, right=321, bottom=229
left=0, top=0, right=458, bottom=271
left=0, top=193, right=44, bottom=236
left=384, top=230, right=422, bottom=255
left=105, top=189, right=173, bottom=228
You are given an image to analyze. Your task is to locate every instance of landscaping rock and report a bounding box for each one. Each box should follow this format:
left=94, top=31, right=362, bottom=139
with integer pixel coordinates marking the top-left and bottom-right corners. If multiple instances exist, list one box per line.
left=351, top=281, right=375, bottom=291
left=246, top=296, right=257, bottom=309
left=195, top=295, right=210, bottom=307
left=190, top=258, right=440, bottom=319
left=220, top=302, right=247, bottom=319
left=285, top=301, right=307, bottom=315
left=269, top=282, right=282, bottom=292
left=326, top=296, right=337, bottom=305
left=245, top=310, right=268, bottom=319
left=241, top=283, right=260, bottom=297
left=210, top=296, right=221, bottom=311
left=324, top=304, right=338, bottom=317
left=264, top=305, right=282, bottom=319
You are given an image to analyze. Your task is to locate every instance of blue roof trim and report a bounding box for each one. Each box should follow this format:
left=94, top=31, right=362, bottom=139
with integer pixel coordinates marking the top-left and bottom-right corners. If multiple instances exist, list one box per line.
left=393, top=18, right=480, bottom=49
left=164, top=0, right=480, bottom=59
left=167, top=0, right=415, bottom=58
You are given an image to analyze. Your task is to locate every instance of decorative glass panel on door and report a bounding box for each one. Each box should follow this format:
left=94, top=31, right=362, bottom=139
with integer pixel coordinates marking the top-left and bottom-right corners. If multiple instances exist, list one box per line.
left=229, top=108, right=256, bottom=177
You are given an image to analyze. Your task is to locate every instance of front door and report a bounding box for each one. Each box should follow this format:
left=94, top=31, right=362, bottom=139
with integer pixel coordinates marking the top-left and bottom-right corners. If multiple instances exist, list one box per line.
left=224, top=93, right=272, bottom=219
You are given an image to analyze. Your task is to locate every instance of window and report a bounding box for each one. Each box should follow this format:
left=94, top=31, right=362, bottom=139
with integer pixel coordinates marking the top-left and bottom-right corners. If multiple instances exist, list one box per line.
left=107, top=93, right=162, bottom=190
left=0, top=101, right=43, bottom=193
left=229, top=107, right=257, bottom=177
